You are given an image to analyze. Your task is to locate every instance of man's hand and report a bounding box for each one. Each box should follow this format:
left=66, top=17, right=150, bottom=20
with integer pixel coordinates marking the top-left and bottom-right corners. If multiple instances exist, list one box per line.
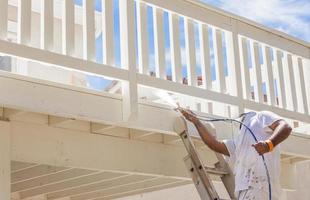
left=178, top=108, right=199, bottom=124
left=252, top=141, right=269, bottom=155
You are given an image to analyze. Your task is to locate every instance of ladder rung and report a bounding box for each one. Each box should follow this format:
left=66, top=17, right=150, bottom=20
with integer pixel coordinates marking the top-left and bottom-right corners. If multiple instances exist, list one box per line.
left=205, top=166, right=229, bottom=176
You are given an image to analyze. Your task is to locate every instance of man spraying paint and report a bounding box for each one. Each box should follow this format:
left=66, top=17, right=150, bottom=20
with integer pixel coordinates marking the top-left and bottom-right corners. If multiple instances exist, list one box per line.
left=178, top=108, right=292, bottom=200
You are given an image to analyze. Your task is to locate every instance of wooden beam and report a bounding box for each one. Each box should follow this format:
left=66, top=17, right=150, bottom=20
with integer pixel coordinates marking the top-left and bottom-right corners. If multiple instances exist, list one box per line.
left=11, top=164, right=68, bottom=184
left=19, top=172, right=131, bottom=199
left=0, top=121, right=10, bottom=200
left=47, top=174, right=155, bottom=200
left=12, top=168, right=97, bottom=192
left=48, top=116, right=90, bottom=132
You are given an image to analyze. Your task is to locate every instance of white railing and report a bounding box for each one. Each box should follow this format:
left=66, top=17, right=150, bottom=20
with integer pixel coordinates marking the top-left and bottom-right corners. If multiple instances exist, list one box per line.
left=0, top=0, right=309, bottom=123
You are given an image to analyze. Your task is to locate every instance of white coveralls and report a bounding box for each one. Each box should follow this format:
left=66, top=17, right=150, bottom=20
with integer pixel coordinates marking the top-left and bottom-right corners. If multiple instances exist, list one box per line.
left=223, top=111, right=282, bottom=200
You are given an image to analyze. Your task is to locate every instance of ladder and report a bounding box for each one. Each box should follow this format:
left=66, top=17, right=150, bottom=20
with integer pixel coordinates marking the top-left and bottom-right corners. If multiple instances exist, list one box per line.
left=174, top=117, right=236, bottom=200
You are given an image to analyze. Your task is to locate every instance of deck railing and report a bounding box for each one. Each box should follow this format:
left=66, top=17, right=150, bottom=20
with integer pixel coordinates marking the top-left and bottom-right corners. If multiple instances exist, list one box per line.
left=0, top=0, right=309, bottom=123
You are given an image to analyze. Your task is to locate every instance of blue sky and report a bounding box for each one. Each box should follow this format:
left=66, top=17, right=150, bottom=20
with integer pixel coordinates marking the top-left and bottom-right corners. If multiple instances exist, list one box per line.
left=76, top=0, right=310, bottom=91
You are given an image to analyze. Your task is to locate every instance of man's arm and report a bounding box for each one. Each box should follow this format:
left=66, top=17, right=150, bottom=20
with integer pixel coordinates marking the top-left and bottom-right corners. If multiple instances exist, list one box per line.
left=193, top=120, right=230, bottom=156
left=179, top=108, right=230, bottom=156
left=252, top=119, right=292, bottom=155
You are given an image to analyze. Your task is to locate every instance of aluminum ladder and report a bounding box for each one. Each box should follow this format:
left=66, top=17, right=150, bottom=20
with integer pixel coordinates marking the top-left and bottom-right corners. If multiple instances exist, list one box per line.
left=174, top=117, right=236, bottom=200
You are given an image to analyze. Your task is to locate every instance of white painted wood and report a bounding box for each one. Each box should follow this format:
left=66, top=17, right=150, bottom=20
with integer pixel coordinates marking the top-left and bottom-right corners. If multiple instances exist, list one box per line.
left=275, top=50, right=287, bottom=109
left=263, top=46, right=276, bottom=106
left=119, top=0, right=138, bottom=121
left=297, top=58, right=309, bottom=114
left=225, top=21, right=243, bottom=99
left=12, top=168, right=96, bottom=193
left=0, top=121, right=10, bottom=200
left=0, top=40, right=128, bottom=80
left=17, top=0, right=31, bottom=44
left=213, top=29, right=226, bottom=93
left=199, top=23, right=212, bottom=90
left=250, top=42, right=263, bottom=103
left=140, top=0, right=309, bottom=59
left=136, top=2, right=149, bottom=74
left=169, top=13, right=182, bottom=83
left=184, top=18, right=197, bottom=86
left=83, top=0, right=96, bottom=61
left=102, top=0, right=114, bottom=65
left=153, top=7, right=166, bottom=79
left=41, top=0, right=54, bottom=50
left=0, top=0, right=8, bottom=40
left=240, top=38, right=251, bottom=100
left=286, top=54, right=298, bottom=112
left=62, top=0, right=75, bottom=56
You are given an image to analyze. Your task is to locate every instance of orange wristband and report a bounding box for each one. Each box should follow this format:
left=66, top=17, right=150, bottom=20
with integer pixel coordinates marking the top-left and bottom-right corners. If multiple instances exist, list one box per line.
left=266, top=140, right=274, bottom=152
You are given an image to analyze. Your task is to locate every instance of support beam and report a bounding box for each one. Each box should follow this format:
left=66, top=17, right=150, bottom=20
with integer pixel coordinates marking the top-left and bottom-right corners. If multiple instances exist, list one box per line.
left=0, top=121, right=10, bottom=200
left=11, top=120, right=191, bottom=178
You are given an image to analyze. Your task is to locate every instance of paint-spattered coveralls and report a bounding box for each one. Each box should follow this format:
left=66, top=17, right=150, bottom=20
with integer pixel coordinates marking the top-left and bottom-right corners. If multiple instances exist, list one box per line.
left=223, top=111, right=282, bottom=200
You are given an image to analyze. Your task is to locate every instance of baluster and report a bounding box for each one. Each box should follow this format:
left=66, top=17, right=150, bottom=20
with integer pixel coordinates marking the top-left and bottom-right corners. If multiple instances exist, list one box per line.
left=184, top=18, right=197, bottom=86
left=169, top=13, right=182, bottom=83
left=62, top=0, right=75, bottom=56
left=199, top=23, right=212, bottom=90
left=263, top=46, right=276, bottom=106
left=41, top=0, right=54, bottom=50
left=102, top=0, right=114, bottom=65
left=286, top=54, right=298, bottom=111
left=153, top=7, right=165, bottom=79
left=136, top=2, right=148, bottom=74
left=213, top=29, right=226, bottom=93
left=17, top=0, right=31, bottom=45
left=275, top=50, right=287, bottom=109
left=250, top=42, right=263, bottom=103
left=0, top=0, right=8, bottom=40
left=83, top=0, right=95, bottom=61
left=240, top=38, right=251, bottom=100
left=297, top=58, right=309, bottom=114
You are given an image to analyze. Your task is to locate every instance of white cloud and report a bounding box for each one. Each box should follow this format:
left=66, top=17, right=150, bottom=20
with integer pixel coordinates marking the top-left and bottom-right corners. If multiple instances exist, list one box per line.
left=201, top=0, right=310, bottom=42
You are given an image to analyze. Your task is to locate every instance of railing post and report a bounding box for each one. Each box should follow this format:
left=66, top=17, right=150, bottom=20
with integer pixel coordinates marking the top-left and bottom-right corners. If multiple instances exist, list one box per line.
left=226, top=20, right=244, bottom=115
left=119, top=0, right=138, bottom=121
left=240, top=38, right=252, bottom=100
left=0, top=0, right=8, bottom=40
